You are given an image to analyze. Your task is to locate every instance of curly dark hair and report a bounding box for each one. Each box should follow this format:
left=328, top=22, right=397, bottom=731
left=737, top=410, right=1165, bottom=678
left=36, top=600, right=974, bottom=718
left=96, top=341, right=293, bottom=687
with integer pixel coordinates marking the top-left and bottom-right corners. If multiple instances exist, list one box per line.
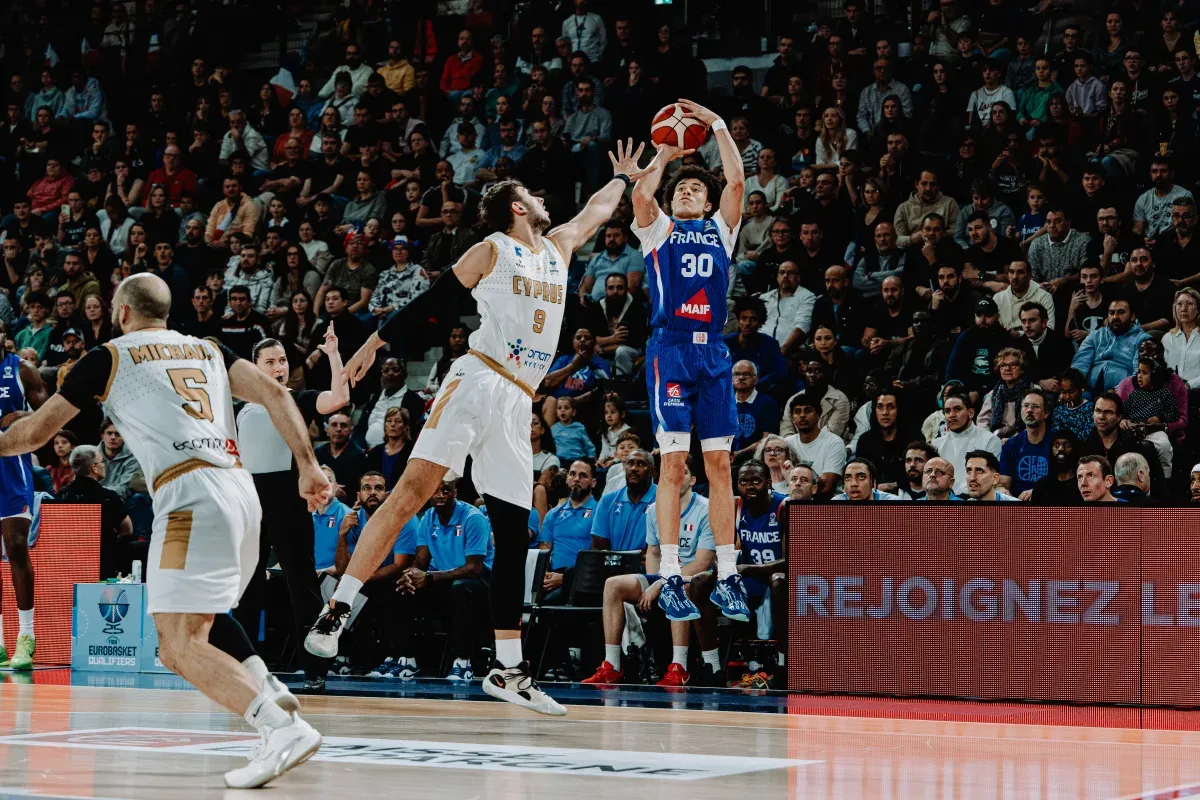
left=479, top=179, right=527, bottom=232
left=663, top=165, right=723, bottom=216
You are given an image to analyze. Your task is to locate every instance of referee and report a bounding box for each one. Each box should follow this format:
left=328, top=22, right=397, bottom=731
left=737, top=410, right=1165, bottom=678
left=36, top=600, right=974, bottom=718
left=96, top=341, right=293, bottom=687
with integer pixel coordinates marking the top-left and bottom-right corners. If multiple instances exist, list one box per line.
left=236, top=330, right=349, bottom=691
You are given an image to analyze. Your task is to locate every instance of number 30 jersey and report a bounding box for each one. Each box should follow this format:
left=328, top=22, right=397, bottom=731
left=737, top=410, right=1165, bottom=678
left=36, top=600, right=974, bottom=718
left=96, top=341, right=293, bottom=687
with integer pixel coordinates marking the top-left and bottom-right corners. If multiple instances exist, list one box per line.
left=469, top=231, right=568, bottom=392
left=58, top=331, right=243, bottom=498
left=632, top=209, right=740, bottom=338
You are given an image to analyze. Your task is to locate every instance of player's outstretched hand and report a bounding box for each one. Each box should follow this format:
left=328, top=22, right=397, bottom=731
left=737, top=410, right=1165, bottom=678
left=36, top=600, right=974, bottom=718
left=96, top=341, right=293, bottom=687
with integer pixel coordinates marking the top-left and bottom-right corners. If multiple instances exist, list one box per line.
left=299, top=463, right=334, bottom=512
left=317, top=321, right=339, bottom=357
left=677, top=98, right=720, bottom=127
left=342, top=331, right=384, bottom=387
left=607, top=138, right=651, bottom=181
left=652, top=141, right=696, bottom=164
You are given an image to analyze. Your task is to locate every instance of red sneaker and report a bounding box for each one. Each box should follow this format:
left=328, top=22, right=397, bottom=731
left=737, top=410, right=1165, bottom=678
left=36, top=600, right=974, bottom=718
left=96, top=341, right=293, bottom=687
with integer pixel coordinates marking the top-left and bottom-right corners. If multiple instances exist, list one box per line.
left=656, top=663, right=691, bottom=686
left=581, top=661, right=625, bottom=684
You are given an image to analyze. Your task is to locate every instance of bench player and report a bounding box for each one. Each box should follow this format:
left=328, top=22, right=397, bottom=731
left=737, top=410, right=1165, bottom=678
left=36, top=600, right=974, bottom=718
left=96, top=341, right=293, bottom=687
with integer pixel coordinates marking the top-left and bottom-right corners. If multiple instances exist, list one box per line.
left=0, top=275, right=333, bottom=789
left=0, top=320, right=47, bottom=670
left=305, top=140, right=651, bottom=716
left=629, top=99, right=749, bottom=623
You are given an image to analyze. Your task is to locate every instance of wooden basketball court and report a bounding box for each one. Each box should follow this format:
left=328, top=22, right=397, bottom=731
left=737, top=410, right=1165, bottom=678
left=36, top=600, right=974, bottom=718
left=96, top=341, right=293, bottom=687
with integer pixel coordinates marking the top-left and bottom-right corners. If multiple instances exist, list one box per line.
left=3, top=674, right=1200, bottom=799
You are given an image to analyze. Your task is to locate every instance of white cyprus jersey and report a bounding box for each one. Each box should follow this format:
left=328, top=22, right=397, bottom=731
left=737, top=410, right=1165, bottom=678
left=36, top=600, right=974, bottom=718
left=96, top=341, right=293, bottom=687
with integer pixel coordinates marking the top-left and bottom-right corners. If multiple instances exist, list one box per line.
left=94, top=330, right=242, bottom=496
left=468, top=231, right=568, bottom=393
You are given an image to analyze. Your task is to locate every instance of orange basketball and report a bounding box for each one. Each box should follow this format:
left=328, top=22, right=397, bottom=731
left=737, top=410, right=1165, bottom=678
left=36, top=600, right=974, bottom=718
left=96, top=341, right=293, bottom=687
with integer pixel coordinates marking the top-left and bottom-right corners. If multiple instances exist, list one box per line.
left=650, top=103, right=708, bottom=150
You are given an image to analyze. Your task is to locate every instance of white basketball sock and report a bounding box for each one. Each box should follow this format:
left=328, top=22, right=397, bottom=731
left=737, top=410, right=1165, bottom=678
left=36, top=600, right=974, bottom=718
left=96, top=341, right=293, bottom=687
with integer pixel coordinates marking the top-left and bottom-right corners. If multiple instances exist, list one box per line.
left=659, top=544, right=681, bottom=578
left=715, top=544, right=737, bottom=580
left=245, top=691, right=292, bottom=734
left=17, top=609, right=33, bottom=638
left=242, top=655, right=270, bottom=689
left=331, top=576, right=363, bottom=606
left=0, top=614, right=5, bottom=650
left=701, top=648, right=720, bottom=670
left=604, top=644, right=622, bottom=671
left=672, top=645, right=688, bottom=667
left=495, top=637, right=523, bottom=669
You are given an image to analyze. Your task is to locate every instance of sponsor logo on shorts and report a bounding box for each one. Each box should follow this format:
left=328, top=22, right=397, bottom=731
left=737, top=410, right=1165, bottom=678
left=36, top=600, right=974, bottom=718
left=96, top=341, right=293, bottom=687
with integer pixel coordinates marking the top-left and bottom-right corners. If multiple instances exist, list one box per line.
left=666, top=383, right=681, bottom=398
left=172, top=436, right=239, bottom=457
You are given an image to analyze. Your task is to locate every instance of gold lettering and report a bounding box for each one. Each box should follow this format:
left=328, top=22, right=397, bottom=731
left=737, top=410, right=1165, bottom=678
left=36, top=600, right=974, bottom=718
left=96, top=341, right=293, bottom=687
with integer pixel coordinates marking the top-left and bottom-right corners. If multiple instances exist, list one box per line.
left=129, top=345, right=155, bottom=364
left=155, top=344, right=172, bottom=360
left=532, top=281, right=542, bottom=299
left=512, top=275, right=522, bottom=294
left=520, top=277, right=532, bottom=296
left=168, top=345, right=185, bottom=359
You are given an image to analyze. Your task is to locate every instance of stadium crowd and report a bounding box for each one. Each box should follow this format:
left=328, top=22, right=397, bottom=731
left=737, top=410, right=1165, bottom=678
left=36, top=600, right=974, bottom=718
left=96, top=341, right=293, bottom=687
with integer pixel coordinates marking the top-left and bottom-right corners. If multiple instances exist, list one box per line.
left=8, top=0, right=1200, bottom=689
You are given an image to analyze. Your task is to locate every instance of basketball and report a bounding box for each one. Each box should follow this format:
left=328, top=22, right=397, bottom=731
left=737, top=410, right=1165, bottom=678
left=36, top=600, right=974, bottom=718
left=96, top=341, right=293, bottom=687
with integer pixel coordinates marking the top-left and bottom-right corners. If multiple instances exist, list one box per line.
left=650, top=103, right=709, bottom=150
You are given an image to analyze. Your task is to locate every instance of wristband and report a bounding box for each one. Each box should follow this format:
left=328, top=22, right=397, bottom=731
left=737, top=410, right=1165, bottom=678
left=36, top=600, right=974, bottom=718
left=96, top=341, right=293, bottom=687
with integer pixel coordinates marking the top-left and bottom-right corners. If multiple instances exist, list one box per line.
left=613, top=173, right=632, bottom=187
left=711, top=119, right=728, bottom=133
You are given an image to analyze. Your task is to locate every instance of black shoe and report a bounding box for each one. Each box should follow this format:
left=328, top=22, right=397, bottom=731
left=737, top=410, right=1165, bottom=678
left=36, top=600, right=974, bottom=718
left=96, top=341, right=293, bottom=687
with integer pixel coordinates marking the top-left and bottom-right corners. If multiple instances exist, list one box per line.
left=301, top=676, right=326, bottom=693
left=695, top=663, right=724, bottom=688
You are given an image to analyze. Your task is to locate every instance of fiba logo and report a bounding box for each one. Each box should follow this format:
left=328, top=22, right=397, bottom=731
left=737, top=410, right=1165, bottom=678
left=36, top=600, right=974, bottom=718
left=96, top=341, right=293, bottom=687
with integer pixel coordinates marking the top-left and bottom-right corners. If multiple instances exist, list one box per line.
left=98, top=587, right=130, bottom=635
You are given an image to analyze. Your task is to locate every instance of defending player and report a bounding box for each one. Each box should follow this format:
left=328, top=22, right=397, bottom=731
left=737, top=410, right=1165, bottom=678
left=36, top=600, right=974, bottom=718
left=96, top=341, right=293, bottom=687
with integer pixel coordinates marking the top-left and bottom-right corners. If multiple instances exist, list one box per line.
left=629, top=99, right=749, bottom=623
left=305, top=140, right=650, bottom=716
left=0, top=320, right=48, bottom=670
left=0, top=275, right=333, bottom=789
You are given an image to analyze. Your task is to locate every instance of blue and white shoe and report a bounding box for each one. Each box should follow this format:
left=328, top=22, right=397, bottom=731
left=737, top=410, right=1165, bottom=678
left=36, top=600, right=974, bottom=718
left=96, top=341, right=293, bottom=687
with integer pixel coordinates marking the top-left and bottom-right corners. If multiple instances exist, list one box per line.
left=447, top=659, right=474, bottom=682
left=710, top=574, right=751, bottom=622
left=393, top=658, right=420, bottom=680
left=657, top=575, right=701, bottom=622
left=367, top=658, right=397, bottom=678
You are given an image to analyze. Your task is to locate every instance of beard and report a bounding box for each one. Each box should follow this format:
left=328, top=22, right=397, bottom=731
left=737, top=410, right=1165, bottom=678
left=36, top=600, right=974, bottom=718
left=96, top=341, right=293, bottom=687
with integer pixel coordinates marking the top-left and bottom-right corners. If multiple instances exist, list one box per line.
left=524, top=200, right=551, bottom=234
left=570, top=486, right=590, bottom=502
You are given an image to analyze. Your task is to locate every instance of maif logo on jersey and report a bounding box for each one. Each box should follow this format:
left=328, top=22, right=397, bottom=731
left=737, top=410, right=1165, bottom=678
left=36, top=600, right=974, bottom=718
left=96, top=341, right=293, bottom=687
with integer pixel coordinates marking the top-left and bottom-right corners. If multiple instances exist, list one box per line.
left=675, top=289, right=711, bottom=322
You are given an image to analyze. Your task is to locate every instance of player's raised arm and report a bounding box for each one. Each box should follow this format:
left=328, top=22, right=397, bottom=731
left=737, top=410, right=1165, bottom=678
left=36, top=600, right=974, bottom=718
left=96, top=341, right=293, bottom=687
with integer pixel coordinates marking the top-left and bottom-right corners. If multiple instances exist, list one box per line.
left=342, top=241, right=496, bottom=385
left=678, top=98, right=745, bottom=232
left=227, top=358, right=332, bottom=511
left=632, top=141, right=687, bottom=227
left=314, top=322, right=350, bottom=414
left=548, top=139, right=652, bottom=255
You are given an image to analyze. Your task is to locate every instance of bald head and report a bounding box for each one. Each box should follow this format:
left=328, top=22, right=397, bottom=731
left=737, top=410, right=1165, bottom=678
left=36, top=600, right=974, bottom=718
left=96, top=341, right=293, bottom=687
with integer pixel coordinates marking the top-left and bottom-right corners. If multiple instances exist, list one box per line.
left=112, top=273, right=172, bottom=329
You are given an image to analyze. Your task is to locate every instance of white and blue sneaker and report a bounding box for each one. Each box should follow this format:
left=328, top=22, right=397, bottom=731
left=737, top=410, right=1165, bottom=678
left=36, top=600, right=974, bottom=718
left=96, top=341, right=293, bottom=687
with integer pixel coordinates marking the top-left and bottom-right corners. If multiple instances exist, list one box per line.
left=710, top=574, right=751, bottom=622
left=368, top=658, right=397, bottom=678
left=657, top=575, right=701, bottom=622
left=446, top=658, right=474, bottom=682
left=393, top=657, right=420, bottom=680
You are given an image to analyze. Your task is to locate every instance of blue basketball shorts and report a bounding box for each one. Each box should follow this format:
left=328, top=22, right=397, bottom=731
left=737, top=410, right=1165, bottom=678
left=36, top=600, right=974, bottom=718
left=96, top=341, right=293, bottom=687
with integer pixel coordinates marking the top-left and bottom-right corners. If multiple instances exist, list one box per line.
left=646, top=329, right=736, bottom=451
left=0, top=455, right=34, bottom=520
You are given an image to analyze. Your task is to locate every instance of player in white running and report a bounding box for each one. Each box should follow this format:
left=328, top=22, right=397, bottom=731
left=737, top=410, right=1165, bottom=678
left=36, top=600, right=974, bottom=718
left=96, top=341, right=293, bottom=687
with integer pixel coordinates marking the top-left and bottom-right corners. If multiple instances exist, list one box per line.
left=306, top=140, right=651, bottom=716
left=0, top=275, right=333, bottom=789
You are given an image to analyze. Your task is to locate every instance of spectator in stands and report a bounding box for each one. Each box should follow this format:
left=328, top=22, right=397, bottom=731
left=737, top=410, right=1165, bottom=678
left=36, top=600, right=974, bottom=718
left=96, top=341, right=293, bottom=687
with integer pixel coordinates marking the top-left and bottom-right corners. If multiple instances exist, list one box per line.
left=218, top=109, right=268, bottom=173
left=964, top=450, right=1018, bottom=501
left=98, top=418, right=144, bottom=504
left=732, top=360, right=780, bottom=457
left=1163, top=288, right=1200, bottom=387
left=929, top=263, right=983, bottom=336
left=1020, top=303, right=1073, bottom=389
left=1080, top=390, right=1164, bottom=489
left=424, top=203, right=479, bottom=276
left=147, top=145, right=197, bottom=207
left=847, top=221, right=905, bottom=299
left=1123, top=248, right=1175, bottom=333
left=854, top=388, right=912, bottom=490
left=562, top=78, right=612, bottom=198
left=858, top=275, right=912, bottom=367
left=995, top=260, right=1055, bottom=331
left=782, top=391, right=846, bottom=495
left=834, top=456, right=900, bottom=501
left=441, top=31, right=484, bottom=101
left=978, top=348, right=1032, bottom=437
left=320, top=44, right=374, bottom=99
left=356, top=357, right=426, bottom=449
left=894, top=170, right=960, bottom=250
left=219, top=285, right=269, bottom=360
left=316, top=412, right=367, bottom=500
left=1028, top=207, right=1090, bottom=294
left=946, top=298, right=1030, bottom=400
left=562, top=0, right=607, bottom=64
left=811, top=266, right=866, bottom=352
left=1072, top=298, right=1150, bottom=392
left=919, top=456, right=959, bottom=501
left=591, top=448, right=657, bottom=551
left=363, top=407, right=414, bottom=490
left=1112, top=452, right=1153, bottom=504
left=724, top=297, right=787, bottom=394
left=585, top=272, right=647, bottom=378
left=998, top=388, right=1051, bottom=495
left=580, top=221, right=643, bottom=301
left=758, top=261, right=816, bottom=357
left=1133, top=156, right=1193, bottom=240
left=1077, top=455, right=1119, bottom=502
left=898, top=441, right=937, bottom=499
left=754, top=219, right=810, bottom=297
left=54, top=444, right=134, bottom=578
left=933, top=387, right=1003, bottom=494
left=205, top=176, right=259, bottom=248
left=1027, top=430, right=1083, bottom=503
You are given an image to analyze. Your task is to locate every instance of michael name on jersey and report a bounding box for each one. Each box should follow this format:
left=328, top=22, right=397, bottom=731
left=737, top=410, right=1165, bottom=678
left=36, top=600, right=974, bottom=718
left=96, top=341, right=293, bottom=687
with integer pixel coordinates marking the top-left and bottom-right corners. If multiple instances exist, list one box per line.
left=512, top=276, right=564, bottom=304
left=129, top=342, right=216, bottom=364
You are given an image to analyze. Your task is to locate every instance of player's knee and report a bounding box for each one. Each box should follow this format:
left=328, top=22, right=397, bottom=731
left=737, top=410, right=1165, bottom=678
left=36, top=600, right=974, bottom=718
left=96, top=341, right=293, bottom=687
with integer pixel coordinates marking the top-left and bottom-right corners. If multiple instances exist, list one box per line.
left=658, top=457, right=686, bottom=487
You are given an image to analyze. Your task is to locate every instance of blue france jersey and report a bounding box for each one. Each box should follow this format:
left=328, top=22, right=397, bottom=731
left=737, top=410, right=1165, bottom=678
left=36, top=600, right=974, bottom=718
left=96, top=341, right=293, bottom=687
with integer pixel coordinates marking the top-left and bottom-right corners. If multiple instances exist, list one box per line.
left=632, top=211, right=739, bottom=336
left=645, top=493, right=715, bottom=565
left=0, top=353, right=34, bottom=519
left=736, top=492, right=786, bottom=566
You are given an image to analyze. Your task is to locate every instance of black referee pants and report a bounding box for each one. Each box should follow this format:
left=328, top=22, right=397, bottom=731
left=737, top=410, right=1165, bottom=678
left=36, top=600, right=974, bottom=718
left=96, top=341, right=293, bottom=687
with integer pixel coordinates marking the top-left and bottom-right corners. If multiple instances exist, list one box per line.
left=234, top=474, right=331, bottom=682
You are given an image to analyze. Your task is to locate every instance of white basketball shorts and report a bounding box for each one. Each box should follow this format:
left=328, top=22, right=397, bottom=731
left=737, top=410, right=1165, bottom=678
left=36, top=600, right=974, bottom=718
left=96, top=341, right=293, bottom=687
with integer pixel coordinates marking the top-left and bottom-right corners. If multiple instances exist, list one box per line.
left=410, top=353, right=534, bottom=508
left=145, top=464, right=262, bottom=614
